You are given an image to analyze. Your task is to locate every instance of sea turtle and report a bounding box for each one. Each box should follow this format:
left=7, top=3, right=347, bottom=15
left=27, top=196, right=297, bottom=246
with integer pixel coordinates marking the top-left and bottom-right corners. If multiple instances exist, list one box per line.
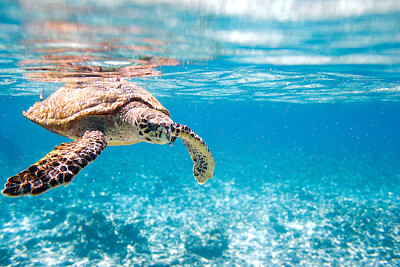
left=2, top=79, right=215, bottom=197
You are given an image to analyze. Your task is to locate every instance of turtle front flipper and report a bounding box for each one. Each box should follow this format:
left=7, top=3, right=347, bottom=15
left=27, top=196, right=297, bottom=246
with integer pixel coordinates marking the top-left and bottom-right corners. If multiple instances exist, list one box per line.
left=2, top=130, right=107, bottom=197
left=171, top=123, right=215, bottom=184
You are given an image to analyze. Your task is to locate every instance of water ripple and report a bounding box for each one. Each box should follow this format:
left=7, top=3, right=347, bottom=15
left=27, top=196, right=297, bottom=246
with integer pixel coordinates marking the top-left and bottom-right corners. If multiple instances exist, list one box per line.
left=132, top=64, right=400, bottom=103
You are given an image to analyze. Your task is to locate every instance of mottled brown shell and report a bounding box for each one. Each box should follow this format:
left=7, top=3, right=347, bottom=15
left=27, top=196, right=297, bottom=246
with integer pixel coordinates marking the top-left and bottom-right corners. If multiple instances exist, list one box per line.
left=24, top=79, right=170, bottom=126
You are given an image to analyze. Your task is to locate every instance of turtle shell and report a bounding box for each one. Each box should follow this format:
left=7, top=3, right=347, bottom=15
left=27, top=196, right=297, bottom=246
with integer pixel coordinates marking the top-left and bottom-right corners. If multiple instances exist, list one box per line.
left=24, top=79, right=170, bottom=126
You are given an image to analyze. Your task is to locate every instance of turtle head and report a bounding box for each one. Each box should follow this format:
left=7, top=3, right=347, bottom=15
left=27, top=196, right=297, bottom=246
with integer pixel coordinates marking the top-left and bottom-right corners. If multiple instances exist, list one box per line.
left=135, top=110, right=175, bottom=145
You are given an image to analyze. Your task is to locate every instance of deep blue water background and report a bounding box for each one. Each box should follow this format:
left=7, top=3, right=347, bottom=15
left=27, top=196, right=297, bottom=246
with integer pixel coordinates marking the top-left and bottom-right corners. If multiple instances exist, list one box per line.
left=1, top=0, right=400, bottom=266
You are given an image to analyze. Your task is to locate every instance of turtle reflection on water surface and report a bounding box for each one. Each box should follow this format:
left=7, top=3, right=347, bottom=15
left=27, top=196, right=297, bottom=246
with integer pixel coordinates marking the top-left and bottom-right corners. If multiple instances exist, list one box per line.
left=2, top=79, right=215, bottom=197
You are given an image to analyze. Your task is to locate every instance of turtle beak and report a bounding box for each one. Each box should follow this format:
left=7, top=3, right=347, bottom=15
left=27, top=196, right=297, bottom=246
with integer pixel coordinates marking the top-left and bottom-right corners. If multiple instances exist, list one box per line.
left=169, top=136, right=177, bottom=146
left=168, top=123, right=178, bottom=146
left=166, top=128, right=176, bottom=146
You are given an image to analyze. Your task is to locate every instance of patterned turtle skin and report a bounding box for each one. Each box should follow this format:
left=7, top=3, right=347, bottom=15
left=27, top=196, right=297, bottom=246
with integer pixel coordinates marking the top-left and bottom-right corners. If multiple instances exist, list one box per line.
left=2, top=78, right=215, bottom=197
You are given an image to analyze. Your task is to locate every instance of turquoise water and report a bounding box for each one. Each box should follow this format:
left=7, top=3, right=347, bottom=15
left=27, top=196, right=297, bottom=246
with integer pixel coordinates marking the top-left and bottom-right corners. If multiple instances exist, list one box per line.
left=1, top=0, right=400, bottom=266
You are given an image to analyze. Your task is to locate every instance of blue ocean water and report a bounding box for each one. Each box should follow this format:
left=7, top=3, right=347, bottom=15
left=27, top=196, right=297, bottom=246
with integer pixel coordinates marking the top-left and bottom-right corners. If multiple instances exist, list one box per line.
left=1, top=0, right=400, bottom=266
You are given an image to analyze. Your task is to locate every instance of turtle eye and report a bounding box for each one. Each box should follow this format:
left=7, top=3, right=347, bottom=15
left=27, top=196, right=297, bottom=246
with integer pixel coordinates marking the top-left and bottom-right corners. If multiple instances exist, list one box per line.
left=147, top=121, right=159, bottom=131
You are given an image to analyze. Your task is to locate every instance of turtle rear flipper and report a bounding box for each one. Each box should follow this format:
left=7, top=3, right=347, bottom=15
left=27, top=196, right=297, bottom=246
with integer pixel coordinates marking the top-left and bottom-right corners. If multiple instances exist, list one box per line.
left=171, top=123, right=215, bottom=184
left=2, top=130, right=107, bottom=197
